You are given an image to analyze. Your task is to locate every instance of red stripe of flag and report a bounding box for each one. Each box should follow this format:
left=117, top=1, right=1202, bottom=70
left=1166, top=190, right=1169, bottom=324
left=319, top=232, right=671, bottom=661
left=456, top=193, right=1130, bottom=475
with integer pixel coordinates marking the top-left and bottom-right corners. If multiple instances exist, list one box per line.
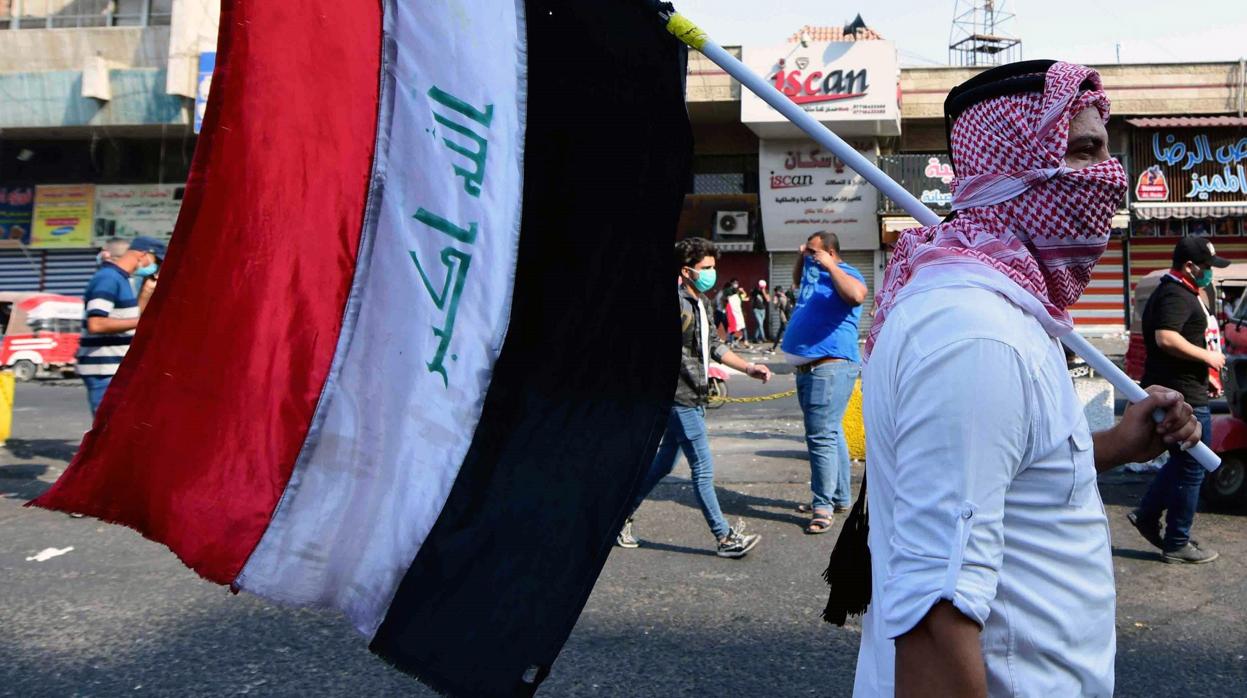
left=31, top=0, right=383, bottom=584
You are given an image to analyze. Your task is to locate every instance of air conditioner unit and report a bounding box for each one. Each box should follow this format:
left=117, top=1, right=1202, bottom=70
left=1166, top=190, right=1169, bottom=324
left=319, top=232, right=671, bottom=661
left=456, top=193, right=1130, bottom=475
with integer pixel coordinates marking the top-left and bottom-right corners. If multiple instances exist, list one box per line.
left=714, top=210, right=749, bottom=238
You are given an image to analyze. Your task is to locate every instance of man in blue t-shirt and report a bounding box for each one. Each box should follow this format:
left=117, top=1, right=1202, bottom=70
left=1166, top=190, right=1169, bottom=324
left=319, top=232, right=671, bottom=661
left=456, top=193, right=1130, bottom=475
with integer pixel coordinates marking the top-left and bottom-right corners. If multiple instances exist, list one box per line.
left=78, top=236, right=166, bottom=415
left=781, top=231, right=867, bottom=535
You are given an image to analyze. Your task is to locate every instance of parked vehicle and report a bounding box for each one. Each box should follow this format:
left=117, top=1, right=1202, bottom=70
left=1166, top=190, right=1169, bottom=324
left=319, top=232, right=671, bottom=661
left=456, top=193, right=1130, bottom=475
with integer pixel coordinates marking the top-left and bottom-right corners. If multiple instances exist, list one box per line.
left=0, top=292, right=83, bottom=381
left=1125, top=266, right=1247, bottom=509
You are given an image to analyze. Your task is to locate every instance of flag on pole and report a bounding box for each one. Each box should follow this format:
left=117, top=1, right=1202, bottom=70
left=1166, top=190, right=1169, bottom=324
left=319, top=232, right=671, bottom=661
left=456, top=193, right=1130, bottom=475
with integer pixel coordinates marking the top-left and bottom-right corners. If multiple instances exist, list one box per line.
left=31, top=1, right=691, bottom=694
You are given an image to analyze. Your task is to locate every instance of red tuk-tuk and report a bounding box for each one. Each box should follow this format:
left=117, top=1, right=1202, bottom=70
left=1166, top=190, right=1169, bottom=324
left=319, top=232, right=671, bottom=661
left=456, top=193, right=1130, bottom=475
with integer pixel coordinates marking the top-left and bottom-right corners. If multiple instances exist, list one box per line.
left=0, top=292, right=83, bottom=381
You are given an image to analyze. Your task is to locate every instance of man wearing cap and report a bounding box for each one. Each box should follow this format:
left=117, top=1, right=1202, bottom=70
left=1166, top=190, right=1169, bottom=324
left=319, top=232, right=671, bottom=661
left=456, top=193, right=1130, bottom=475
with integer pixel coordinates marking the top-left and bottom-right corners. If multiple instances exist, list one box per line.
left=1128, top=236, right=1227, bottom=565
left=77, top=235, right=166, bottom=415
left=852, top=61, right=1201, bottom=697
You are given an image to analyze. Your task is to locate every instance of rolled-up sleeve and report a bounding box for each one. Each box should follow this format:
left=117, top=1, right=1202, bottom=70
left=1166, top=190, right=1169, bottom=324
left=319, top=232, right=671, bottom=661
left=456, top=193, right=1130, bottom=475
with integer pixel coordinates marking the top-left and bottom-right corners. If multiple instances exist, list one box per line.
left=881, top=338, right=1031, bottom=639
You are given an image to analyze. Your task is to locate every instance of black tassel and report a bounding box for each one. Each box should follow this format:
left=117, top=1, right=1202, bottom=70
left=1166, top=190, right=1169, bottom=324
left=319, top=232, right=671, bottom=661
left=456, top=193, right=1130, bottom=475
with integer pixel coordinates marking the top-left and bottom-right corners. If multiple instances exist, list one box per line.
left=821, top=474, right=871, bottom=626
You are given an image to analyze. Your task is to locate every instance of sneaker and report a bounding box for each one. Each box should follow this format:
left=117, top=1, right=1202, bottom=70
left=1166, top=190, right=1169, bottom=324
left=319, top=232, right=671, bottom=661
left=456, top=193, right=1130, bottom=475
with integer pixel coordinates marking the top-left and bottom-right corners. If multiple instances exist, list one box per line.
left=1161, top=542, right=1220, bottom=565
left=616, top=519, right=639, bottom=549
left=1127, top=509, right=1163, bottom=550
left=716, top=522, right=761, bottom=559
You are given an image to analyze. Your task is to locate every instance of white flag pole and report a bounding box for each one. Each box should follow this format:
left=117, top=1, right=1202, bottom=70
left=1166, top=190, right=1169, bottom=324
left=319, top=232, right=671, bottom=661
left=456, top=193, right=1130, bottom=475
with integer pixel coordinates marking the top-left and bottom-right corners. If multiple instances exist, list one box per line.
left=661, top=11, right=1221, bottom=472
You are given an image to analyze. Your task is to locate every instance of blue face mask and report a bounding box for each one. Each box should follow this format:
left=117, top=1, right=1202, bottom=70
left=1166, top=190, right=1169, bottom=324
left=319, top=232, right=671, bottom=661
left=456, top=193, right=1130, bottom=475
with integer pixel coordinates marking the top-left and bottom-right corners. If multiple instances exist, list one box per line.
left=1196, top=268, right=1214, bottom=288
left=689, top=267, right=716, bottom=293
left=135, top=262, right=159, bottom=278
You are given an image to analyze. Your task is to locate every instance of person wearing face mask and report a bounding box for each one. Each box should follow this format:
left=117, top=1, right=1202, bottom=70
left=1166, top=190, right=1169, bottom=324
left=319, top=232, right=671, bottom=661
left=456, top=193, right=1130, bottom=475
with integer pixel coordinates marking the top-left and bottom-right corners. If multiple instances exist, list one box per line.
left=1128, top=236, right=1228, bottom=565
left=615, top=237, right=772, bottom=558
left=77, top=235, right=167, bottom=415
left=843, top=61, right=1201, bottom=697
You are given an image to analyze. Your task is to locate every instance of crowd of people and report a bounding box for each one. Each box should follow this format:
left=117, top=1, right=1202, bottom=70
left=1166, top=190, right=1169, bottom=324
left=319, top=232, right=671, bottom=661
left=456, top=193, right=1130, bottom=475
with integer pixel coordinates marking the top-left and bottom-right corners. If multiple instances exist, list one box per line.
left=712, top=277, right=794, bottom=351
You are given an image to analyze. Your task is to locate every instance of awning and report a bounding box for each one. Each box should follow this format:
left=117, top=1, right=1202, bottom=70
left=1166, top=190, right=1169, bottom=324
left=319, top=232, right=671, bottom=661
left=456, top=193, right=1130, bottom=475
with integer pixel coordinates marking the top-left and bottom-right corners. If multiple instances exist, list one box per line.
left=879, top=212, right=1129, bottom=239
left=715, top=240, right=756, bottom=253
left=882, top=216, right=921, bottom=233
left=1126, top=116, right=1247, bottom=129
left=1132, top=202, right=1247, bottom=220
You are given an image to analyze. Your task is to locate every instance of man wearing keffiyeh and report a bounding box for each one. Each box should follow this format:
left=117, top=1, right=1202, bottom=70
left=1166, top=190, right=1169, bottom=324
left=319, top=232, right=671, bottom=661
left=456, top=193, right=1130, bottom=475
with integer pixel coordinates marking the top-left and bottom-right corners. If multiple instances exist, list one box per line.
left=852, top=61, right=1203, bottom=697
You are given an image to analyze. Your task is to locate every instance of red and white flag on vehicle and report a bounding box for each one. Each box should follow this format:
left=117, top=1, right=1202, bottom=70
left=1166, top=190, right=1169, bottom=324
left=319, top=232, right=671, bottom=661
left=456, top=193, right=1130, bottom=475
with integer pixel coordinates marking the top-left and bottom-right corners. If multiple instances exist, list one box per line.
left=32, top=1, right=691, bottom=695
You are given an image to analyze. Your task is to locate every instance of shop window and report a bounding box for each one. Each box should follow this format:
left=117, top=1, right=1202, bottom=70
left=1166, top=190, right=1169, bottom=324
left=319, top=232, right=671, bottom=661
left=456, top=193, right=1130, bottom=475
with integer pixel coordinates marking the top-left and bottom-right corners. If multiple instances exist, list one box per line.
left=113, top=0, right=171, bottom=26
left=10, top=0, right=172, bottom=28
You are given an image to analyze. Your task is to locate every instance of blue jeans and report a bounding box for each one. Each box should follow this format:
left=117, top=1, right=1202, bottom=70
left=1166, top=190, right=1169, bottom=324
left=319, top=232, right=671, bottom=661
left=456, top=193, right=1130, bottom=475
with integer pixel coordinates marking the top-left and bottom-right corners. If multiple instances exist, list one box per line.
left=751, top=309, right=767, bottom=343
left=630, top=405, right=730, bottom=540
left=1137, top=405, right=1212, bottom=551
left=795, top=361, right=860, bottom=512
left=82, top=374, right=112, bottom=415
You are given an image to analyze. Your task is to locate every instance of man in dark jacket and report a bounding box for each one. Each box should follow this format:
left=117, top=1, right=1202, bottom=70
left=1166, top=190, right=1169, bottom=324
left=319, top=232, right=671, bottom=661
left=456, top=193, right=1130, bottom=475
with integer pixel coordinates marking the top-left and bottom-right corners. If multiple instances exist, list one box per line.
left=617, top=237, right=772, bottom=557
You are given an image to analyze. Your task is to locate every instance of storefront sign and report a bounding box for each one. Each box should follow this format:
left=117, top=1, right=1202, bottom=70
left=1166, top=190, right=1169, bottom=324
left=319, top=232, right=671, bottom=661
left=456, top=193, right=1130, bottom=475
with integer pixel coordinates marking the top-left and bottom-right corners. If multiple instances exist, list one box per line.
left=93, top=184, right=184, bottom=242
left=30, top=184, right=94, bottom=248
left=877, top=154, right=955, bottom=214
left=0, top=186, right=34, bottom=245
left=741, top=41, right=900, bottom=138
left=1134, top=165, right=1169, bottom=201
left=1133, top=128, right=1247, bottom=202
left=759, top=139, right=878, bottom=251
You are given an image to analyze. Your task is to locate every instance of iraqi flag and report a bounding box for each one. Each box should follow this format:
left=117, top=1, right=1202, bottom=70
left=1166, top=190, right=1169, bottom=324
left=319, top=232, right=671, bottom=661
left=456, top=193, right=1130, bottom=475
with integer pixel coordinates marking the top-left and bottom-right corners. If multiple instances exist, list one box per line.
left=31, top=0, right=691, bottom=694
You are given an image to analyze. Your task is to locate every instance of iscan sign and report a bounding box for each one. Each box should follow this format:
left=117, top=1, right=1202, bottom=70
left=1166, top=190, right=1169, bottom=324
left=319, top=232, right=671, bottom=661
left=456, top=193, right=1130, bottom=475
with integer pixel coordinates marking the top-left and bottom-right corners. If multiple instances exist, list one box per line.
left=742, top=41, right=900, bottom=138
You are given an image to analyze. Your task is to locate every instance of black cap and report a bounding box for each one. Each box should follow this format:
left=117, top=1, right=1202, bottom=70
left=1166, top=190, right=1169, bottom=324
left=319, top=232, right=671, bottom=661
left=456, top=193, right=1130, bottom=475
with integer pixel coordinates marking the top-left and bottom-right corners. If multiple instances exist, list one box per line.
left=1173, top=236, right=1230, bottom=269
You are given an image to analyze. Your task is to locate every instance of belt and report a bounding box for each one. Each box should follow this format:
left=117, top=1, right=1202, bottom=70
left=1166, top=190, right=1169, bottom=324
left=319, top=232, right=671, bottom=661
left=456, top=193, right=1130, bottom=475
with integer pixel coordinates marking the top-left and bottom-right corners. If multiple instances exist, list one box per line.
left=793, top=357, right=844, bottom=374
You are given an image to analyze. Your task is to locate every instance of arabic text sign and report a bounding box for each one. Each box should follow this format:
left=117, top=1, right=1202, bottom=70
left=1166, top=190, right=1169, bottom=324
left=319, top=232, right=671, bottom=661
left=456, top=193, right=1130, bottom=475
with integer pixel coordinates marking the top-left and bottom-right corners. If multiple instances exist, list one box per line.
left=877, top=154, right=955, bottom=213
left=94, top=184, right=184, bottom=242
left=0, top=186, right=35, bottom=245
left=30, top=184, right=95, bottom=249
left=1133, top=128, right=1247, bottom=203
left=758, top=139, right=878, bottom=251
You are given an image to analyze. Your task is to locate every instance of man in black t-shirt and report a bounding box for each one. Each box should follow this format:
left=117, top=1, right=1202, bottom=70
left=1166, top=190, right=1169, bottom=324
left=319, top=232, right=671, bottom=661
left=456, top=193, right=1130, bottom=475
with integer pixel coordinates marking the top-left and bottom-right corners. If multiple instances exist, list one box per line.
left=1130, top=236, right=1228, bottom=564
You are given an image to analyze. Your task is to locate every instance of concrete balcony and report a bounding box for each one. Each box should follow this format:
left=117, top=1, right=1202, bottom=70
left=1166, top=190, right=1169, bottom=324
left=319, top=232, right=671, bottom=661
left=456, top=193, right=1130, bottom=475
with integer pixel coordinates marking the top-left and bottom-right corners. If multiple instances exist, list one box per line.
left=0, top=26, right=185, bottom=130
left=0, top=67, right=185, bottom=129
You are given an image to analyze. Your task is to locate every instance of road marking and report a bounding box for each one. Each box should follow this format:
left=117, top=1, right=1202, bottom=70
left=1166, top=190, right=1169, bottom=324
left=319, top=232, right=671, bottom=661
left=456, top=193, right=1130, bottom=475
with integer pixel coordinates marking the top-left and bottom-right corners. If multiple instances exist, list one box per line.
left=25, top=546, right=74, bottom=562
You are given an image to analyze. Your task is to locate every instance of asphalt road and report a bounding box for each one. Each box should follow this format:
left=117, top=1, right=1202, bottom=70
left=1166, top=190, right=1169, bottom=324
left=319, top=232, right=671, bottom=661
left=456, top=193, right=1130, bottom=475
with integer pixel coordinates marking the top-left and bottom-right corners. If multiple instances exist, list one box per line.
left=2, top=372, right=1245, bottom=697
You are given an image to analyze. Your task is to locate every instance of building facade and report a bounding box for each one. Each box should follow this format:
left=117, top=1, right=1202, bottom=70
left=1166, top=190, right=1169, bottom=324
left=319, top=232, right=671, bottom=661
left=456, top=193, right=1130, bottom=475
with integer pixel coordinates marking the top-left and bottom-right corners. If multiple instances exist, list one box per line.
left=0, top=0, right=217, bottom=292
left=682, top=22, right=1247, bottom=337
left=2, top=9, right=1245, bottom=339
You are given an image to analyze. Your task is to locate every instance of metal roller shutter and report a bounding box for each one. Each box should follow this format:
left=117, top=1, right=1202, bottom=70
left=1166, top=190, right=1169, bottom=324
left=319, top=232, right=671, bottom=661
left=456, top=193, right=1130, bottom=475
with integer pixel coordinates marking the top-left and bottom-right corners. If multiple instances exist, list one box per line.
left=769, top=248, right=879, bottom=339
left=1068, top=237, right=1126, bottom=335
left=0, top=249, right=43, bottom=291
left=41, top=249, right=98, bottom=296
left=1129, top=236, right=1247, bottom=290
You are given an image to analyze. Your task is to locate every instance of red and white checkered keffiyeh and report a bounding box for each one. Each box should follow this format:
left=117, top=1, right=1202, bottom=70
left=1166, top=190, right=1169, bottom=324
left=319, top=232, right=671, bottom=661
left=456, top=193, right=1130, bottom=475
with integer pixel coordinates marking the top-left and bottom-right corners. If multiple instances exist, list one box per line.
left=864, top=62, right=1128, bottom=359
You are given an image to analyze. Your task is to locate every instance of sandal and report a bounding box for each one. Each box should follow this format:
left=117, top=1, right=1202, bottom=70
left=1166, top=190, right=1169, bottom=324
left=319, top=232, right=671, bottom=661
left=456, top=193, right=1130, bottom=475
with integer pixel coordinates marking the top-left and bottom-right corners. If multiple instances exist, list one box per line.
left=805, top=512, right=834, bottom=535
left=799, top=503, right=849, bottom=515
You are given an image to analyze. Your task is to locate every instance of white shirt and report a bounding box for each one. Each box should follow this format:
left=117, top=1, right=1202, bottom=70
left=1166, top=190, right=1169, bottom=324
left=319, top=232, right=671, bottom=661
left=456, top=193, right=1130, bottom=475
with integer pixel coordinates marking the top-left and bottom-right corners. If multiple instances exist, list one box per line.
left=855, top=272, right=1115, bottom=697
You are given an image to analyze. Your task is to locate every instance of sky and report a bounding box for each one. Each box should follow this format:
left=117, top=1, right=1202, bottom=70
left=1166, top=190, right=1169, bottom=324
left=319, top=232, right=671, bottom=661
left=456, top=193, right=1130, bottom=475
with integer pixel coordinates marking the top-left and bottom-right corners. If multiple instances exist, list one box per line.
left=673, top=0, right=1247, bottom=66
